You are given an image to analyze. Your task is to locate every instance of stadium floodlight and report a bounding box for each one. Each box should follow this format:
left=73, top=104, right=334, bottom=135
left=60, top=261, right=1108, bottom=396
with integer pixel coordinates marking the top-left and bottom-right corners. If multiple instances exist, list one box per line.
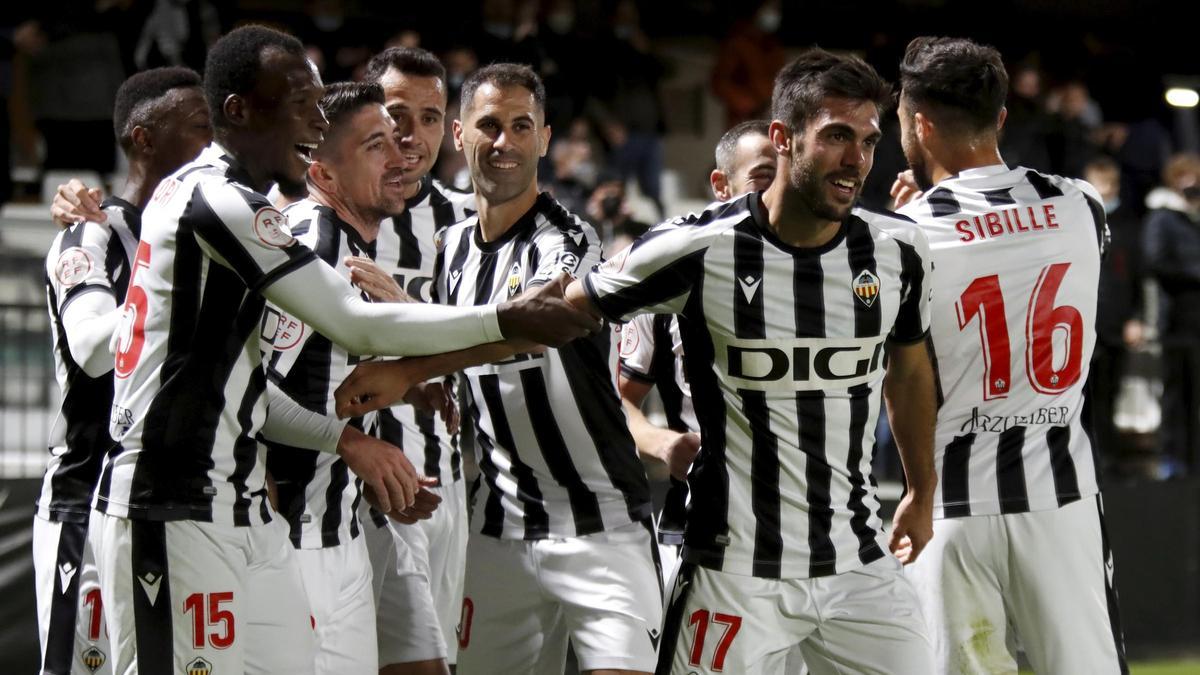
left=1166, top=87, right=1199, bottom=108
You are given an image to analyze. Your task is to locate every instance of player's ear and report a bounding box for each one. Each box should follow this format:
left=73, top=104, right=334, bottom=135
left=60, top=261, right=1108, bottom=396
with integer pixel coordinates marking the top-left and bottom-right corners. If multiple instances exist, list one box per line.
left=538, top=124, right=551, bottom=158
left=710, top=170, right=730, bottom=201
left=308, top=159, right=334, bottom=191
left=131, top=125, right=152, bottom=155
left=452, top=119, right=465, bottom=152
left=768, top=120, right=791, bottom=155
left=914, top=111, right=934, bottom=144
left=223, top=94, right=247, bottom=128
left=996, top=106, right=1008, bottom=133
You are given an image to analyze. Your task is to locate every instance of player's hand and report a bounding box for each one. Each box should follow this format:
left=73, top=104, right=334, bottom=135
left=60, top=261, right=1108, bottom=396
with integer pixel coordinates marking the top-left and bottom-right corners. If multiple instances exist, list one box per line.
left=497, top=273, right=601, bottom=347
left=889, top=170, right=924, bottom=210
left=52, top=179, right=106, bottom=228
left=387, top=480, right=443, bottom=524
left=888, top=488, right=934, bottom=565
left=335, top=360, right=420, bottom=418
left=336, top=425, right=419, bottom=512
left=345, top=256, right=412, bottom=302
left=659, top=431, right=701, bottom=481
left=403, top=381, right=460, bottom=435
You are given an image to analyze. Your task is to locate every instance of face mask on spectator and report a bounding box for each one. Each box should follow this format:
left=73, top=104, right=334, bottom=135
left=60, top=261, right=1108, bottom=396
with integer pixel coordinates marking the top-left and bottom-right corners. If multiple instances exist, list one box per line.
left=757, top=9, right=782, bottom=32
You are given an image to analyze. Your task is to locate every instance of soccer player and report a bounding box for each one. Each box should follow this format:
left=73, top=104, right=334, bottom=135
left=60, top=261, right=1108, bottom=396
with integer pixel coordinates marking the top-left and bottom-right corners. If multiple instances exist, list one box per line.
left=571, top=48, right=939, bottom=673
left=335, top=63, right=662, bottom=675
left=91, top=27, right=596, bottom=674
left=36, top=66, right=210, bottom=675
left=892, top=36, right=1128, bottom=674
left=709, top=119, right=777, bottom=201
left=361, top=47, right=476, bottom=673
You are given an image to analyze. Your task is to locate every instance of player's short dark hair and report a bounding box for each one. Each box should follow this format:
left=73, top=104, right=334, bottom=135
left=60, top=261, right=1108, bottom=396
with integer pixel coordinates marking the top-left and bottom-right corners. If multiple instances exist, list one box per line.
left=204, top=25, right=307, bottom=129
left=899, top=37, right=1008, bottom=135
left=459, top=63, right=545, bottom=117
left=313, top=81, right=387, bottom=161
left=112, top=67, right=202, bottom=151
left=715, top=120, right=770, bottom=174
left=364, top=47, right=447, bottom=87
left=772, top=47, right=892, bottom=133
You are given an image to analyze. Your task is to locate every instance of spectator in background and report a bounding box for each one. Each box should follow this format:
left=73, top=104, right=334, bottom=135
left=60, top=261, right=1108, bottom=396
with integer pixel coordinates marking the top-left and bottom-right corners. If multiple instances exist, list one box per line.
left=999, top=62, right=1053, bottom=172
left=711, top=0, right=786, bottom=128
left=1086, top=156, right=1145, bottom=474
left=594, top=0, right=667, bottom=220
left=1046, top=79, right=1102, bottom=178
left=538, top=0, right=594, bottom=133
left=1142, top=152, right=1200, bottom=478
left=545, top=117, right=600, bottom=216
left=297, top=0, right=371, bottom=81
left=586, top=171, right=651, bottom=253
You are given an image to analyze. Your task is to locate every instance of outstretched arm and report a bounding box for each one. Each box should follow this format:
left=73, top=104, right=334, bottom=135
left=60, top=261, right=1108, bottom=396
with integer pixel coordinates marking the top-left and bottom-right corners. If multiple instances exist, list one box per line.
left=883, top=338, right=937, bottom=565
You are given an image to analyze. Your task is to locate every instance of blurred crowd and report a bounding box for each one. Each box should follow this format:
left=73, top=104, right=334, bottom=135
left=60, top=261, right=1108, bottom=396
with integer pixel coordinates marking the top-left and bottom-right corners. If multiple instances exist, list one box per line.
left=3, top=0, right=1199, bottom=481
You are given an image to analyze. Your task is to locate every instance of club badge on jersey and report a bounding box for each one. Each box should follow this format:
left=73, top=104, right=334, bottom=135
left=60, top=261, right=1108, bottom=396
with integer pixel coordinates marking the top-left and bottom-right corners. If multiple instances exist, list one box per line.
left=507, top=261, right=522, bottom=297
left=853, top=269, right=880, bottom=307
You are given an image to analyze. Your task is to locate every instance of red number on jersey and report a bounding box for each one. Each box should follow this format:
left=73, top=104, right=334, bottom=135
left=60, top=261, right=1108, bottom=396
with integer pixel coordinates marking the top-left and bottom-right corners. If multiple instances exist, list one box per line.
left=182, top=592, right=235, bottom=650
left=956, top=263, right=1083, bottom=399
left=686, top=609, right=743, bottom=671
left=114, top=241, right=151, bottom=378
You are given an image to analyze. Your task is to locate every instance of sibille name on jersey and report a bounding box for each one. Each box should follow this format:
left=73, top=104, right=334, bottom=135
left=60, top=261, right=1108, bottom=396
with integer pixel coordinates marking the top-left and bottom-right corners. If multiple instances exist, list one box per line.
left=954, top=203, right=1059, bottom=242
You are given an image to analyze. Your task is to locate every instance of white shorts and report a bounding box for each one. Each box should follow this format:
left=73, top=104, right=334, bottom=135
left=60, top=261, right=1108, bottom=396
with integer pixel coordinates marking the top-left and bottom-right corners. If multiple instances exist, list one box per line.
left=389, top=481, right=468, bottom=664
left=93, top=513, right=315, bottom=675
left=905, top=495, right=1127, bottom=675
left=295, top=537, right=377, bottom=674
left=457, top=521, right=663, bottom=675
left=33, top=515, right=111, bottom=675
left=659, top=556, right=932, bottom=675
left=363, top=519, right=447, bottom=666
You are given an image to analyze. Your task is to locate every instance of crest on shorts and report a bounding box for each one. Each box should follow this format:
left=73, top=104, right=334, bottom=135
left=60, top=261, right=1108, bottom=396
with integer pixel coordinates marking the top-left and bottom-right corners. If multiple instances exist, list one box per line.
left=507, top=262, right=522, bottom=297
left=81, top=646, right=106, bottom=672
left=186, top=657, right=213, bottom=675
left=55, top=247, right=94, bottom=288
left=852, top=269, right=880, bottom=307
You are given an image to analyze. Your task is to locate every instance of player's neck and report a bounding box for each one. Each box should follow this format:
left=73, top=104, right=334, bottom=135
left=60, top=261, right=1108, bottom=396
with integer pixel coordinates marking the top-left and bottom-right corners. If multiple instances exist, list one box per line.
left=933, top=142, right=1005, bottom=185
left=307, top=184, right=382, bottom=243
left=475, top=182, right=539, bottom=242
left=120, top=162, right=161, bottom=210
left=762, top=181, right=842, bottom=248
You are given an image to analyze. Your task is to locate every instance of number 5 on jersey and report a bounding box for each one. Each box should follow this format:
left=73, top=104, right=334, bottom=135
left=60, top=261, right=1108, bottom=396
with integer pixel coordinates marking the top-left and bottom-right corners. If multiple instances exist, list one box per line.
left=115, top=241, right=151, bottom=378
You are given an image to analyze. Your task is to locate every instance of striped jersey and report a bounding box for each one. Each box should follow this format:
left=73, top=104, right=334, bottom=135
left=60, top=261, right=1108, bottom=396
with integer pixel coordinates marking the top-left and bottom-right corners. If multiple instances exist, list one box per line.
left=584, top=193, right=932, bottom=579
left=619, top=313, right=696, bottom=545
left=898, top=164, right=1103, bottom=519
left=436, top=192, right=653, bottom=540
left=97, top=143, right=318, bottom=525
left=263, top=199, right=377, bottom=548
left=39, top=198, right=140, bottom=522
left=376, top=177, right=475, bottom=484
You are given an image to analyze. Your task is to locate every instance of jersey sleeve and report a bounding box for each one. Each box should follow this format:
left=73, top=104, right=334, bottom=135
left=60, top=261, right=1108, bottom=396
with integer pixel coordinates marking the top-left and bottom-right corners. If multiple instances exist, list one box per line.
left=888, top=224, right=933, bottom=344
left=47, top=221, right=119, bottom=315
left=528, top=220, right=601, bottom=287
left=618, top=314, right=659, bottom=383
left=582, top=223, right=709, bottom=323
left=188, top=180, right=318, bottom=293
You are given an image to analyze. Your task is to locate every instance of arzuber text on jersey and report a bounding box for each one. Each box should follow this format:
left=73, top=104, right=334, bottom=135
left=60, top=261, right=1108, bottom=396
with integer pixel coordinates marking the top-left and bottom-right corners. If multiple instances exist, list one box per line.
left=954, top=203, right=1059, bottom=242
left=958, top=405, right=1073, bottom=434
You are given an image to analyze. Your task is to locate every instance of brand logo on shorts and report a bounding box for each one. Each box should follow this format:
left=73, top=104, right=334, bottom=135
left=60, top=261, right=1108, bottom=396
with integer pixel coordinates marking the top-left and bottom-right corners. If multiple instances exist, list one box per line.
left=58, top=562, right=77, bottom=592
left=138, top=572, right=163, bottom=606
left=186, top=656, right=212, bottom=675
left=646, top=627, right=660, bottom=649
left=852, top=269, right=880, bottom=307
left=82, top=646, right=106, bottom=672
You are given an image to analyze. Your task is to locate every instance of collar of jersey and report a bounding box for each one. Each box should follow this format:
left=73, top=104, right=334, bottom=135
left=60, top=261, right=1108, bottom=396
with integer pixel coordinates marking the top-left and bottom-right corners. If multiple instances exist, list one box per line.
left=405, top=175, right=433, bottom=209
left=748, top=191, right=847, bottom=256
left=948, top=163, right=1009, bottom=181
left=100, top=195, right=143, bottom=239
left=472, top=192, right=549, bottom=253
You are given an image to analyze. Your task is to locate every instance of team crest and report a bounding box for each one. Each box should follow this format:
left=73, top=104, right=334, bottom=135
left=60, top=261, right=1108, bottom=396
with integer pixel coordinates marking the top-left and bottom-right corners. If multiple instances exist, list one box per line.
left=507, top=262, right=522, bottom=297
left=81, top=646, right=106, bottom=672
left=252, top=206, right=295, bottom=249
left=852, top=269, right=880, bottom=307
left=432, top=227, right=446, bottom=252
left=186, top=657, right=213, bottom=675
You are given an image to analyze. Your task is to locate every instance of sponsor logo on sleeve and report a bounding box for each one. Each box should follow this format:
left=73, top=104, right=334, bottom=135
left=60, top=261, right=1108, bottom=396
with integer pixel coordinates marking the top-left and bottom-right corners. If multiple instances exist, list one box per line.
left=253, top=207, right=296, bottom=248
left=619, top=322, right=641, bottom=358
left=55, top=247, right=95, bottom=287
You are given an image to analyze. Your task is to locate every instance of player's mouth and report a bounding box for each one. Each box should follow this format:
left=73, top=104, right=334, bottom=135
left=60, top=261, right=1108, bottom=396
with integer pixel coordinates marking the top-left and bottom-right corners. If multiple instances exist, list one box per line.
left=399, top=151, right=423, bottom=170
left=488, top=155, right=520, bottom=170
left=382, top=170, right=406, bottom=190
left=295, top=142, right=319, bottom=164
left=829, top=175, right=860, bottom=199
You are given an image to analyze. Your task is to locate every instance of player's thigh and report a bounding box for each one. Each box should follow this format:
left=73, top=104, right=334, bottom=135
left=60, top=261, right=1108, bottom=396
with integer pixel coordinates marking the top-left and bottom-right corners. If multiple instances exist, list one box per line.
left=1006, top=498, right=1127, bottom=675
left=457, top=533, right=563, bottom=675
left=35, top=517, right=111, bottom=675
left=800, top=556, right=933, bottom=675
left=375, top=527, right=448, bottom=668
left=296, top=539, right=377, bottom=674
left=94, top=515, right=247, bottom=675
left=542, top=524, right=662, bottom=673
left=243, top=518, right=316, bottom=675
left=657, top=563, right=799, bottom=675
left=906, top=517, right=1015, bottom=675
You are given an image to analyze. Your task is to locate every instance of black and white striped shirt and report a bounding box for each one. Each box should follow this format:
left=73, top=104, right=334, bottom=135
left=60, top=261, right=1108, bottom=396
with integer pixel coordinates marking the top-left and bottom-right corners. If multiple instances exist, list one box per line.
left=619, top=313, right=696, bottom=545
left=898, top=164, right=1103, bottom=519
left=436, top=192, right=653, bottom=539
left=263, top=199, right=376, bottom=548
left=585, top=193, right=932, bottom=579
left=376, top=177, right=475, bottom=484
left=39, top=198, right=140, bottom=522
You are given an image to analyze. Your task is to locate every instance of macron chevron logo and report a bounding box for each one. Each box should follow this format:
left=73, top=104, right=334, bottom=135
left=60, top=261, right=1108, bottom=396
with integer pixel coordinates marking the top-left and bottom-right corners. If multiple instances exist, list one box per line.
left=738, top=275, right=761, bottom=303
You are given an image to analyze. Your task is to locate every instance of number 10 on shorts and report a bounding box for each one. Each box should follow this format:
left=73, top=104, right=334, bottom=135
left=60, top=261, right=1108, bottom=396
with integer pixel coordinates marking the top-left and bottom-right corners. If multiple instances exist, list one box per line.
left=183, top=592, right=235, bottom=649
left=687, top=609, right=742, bottom=671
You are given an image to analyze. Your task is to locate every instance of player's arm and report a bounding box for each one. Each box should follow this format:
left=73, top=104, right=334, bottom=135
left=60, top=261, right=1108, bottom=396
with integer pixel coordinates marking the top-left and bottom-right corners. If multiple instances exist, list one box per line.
left=618, top=375, right=699, bottom=480
left=50, top=223, right=121, bottom=377
left=61, top=292, right=121, bottom=378
left=883, top=338, right=937, bottom=565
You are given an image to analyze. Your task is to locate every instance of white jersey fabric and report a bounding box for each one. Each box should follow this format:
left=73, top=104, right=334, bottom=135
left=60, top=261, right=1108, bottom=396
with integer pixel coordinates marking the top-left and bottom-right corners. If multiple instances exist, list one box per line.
left=585, top=193, right=932, bottom=579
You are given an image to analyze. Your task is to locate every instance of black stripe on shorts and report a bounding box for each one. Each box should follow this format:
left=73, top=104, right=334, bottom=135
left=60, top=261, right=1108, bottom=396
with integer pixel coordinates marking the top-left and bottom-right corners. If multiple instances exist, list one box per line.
left=43, top=520, right=88, bottom=675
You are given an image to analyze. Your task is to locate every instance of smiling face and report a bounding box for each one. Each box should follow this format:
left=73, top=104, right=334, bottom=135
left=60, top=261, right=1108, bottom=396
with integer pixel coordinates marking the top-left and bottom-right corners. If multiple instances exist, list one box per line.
left=239, top=47, right=329, bottom=187
left=377, top=67, right=447, bottom=186
left=316, top=103, right=408, bottom=220
left=781, top=96, right=881, bottom=222
left=453, top=82, right=550, bottom=205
